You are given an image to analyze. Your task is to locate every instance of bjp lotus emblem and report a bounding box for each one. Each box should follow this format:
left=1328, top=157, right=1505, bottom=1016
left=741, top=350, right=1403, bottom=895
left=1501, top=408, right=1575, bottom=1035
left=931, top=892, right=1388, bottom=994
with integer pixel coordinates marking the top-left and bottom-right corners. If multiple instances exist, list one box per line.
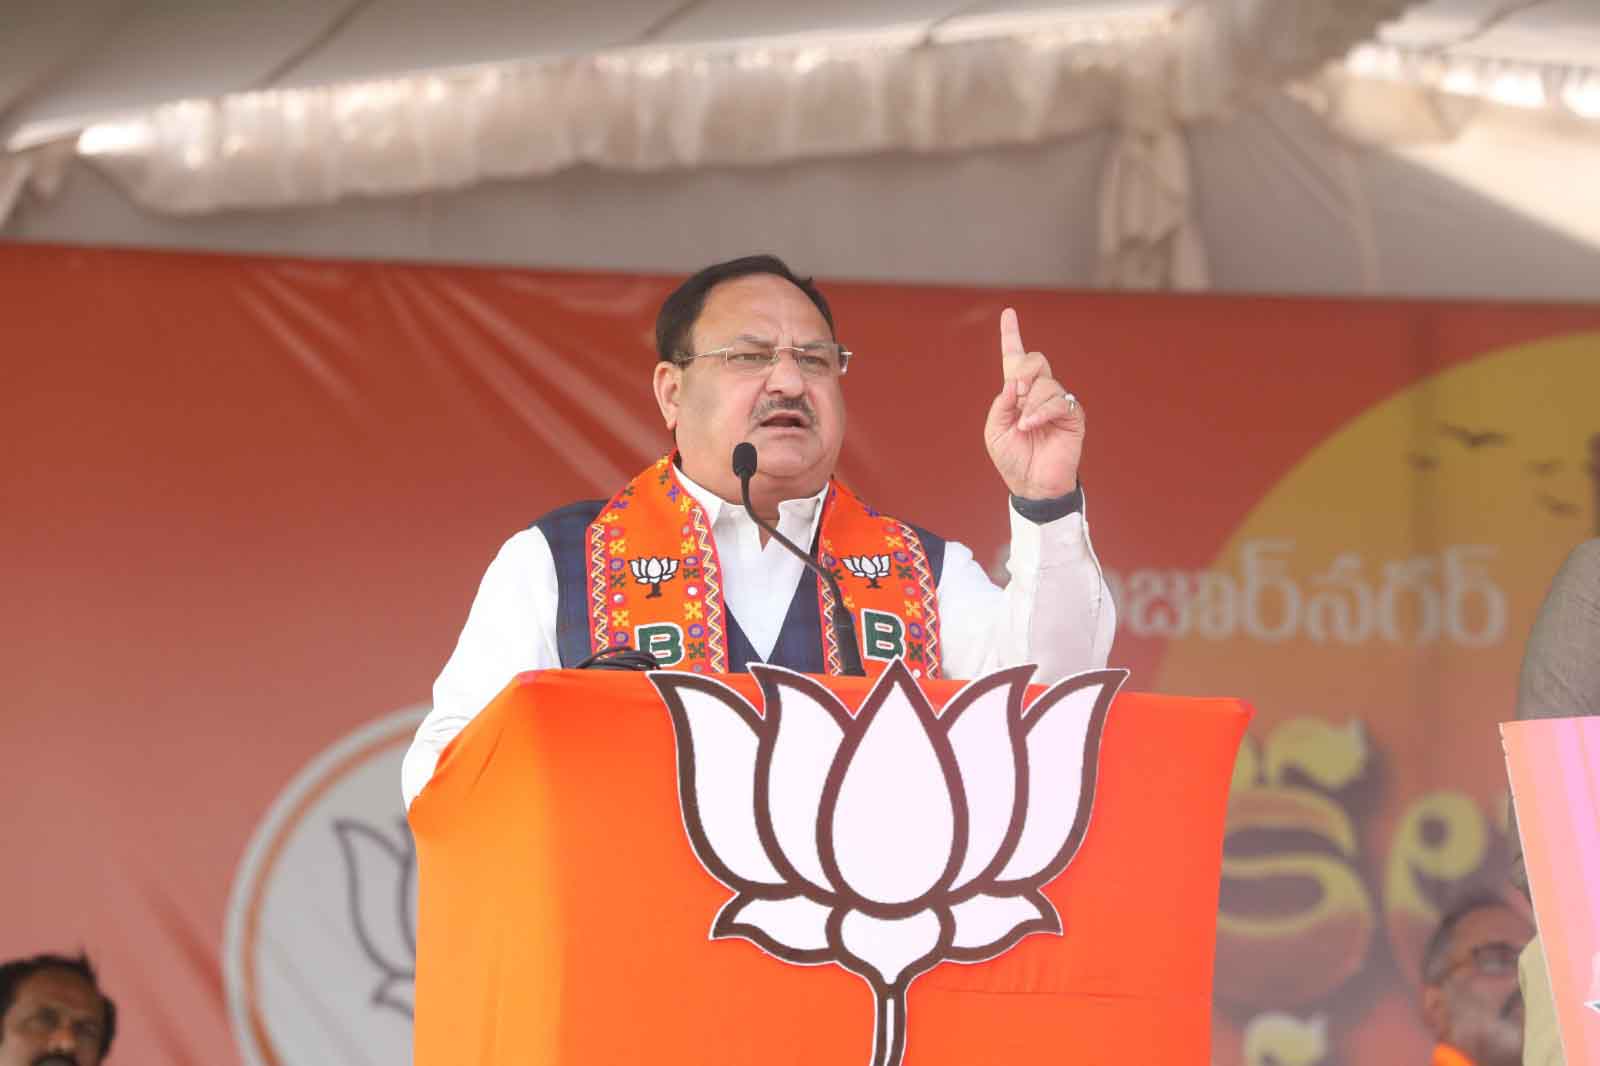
left=650, top=659, right=1125, bottom=1066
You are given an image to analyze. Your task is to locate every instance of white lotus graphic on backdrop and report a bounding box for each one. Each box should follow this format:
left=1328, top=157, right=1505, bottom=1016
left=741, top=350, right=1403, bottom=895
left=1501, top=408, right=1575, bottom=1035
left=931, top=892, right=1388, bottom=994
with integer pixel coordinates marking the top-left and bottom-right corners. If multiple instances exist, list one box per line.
left=650, top=659, right=1126, bottom=1066
left=333, top=817, right=417, bottom=1018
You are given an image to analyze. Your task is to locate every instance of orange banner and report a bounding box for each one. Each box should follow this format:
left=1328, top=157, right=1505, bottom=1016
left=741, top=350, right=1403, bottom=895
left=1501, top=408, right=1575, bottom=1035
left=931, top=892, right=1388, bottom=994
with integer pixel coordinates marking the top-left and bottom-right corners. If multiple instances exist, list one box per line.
left=2, top=243, right=1598, bottom=1064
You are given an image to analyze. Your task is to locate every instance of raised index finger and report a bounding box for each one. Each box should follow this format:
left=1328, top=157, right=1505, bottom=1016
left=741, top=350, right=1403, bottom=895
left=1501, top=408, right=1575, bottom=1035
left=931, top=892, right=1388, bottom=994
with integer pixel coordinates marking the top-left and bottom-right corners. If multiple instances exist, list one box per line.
left=1000, top=307, right=1027, bottom=378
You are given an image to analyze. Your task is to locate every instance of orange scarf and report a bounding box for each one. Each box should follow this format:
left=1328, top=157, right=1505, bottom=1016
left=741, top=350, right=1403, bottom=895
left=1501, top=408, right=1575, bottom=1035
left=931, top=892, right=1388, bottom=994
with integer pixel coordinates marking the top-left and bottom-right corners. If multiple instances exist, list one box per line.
left=585, top=455, right=941, bottom=677
left=1431, top=1044, right=1474, bottom=1066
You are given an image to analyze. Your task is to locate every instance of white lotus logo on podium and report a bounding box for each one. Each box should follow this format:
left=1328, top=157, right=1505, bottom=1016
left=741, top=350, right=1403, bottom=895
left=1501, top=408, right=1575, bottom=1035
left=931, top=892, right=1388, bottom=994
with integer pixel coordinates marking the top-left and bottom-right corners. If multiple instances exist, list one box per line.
left=650, top=660, right=1125, bottom=1066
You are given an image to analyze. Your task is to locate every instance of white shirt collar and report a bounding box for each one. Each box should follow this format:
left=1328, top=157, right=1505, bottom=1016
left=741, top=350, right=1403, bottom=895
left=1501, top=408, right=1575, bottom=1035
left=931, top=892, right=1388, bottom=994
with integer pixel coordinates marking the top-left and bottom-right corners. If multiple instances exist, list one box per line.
left=673, top=463, right=829, bottom=533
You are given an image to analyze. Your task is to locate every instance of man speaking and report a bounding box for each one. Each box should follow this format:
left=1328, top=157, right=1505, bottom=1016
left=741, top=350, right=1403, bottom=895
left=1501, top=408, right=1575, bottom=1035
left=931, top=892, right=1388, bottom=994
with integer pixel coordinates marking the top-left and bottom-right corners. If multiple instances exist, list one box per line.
left=403, top=255, right=1115, bottom=808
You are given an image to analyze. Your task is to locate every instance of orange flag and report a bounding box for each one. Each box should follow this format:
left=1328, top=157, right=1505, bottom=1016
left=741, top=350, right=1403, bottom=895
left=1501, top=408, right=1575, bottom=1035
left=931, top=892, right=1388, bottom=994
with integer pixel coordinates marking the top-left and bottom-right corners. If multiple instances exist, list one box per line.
left=410, top=665, right=1249, bottom=1065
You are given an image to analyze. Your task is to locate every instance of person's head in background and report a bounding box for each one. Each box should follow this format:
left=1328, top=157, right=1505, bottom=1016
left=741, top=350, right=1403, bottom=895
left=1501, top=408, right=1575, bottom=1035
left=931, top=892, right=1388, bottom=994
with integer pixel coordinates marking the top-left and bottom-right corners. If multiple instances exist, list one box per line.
left=0, top=954, right=115, bottom=1066
left=1421, top=895, right=1534, bottom=1066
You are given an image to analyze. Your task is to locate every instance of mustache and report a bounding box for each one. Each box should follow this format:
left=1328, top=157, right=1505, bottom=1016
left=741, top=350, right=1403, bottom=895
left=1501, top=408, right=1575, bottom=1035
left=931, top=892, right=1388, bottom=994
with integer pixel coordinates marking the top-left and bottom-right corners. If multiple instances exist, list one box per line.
left=33, top=1055, right=79, bottom=1066
left=752, top=397, right=815, bottom=426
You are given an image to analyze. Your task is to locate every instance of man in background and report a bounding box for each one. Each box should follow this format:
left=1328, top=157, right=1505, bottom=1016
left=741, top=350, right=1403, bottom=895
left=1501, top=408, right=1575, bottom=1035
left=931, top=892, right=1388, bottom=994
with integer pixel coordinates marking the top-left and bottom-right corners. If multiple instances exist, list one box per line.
left=0, top=954, right=116, bottom=1066
left=1421, top=896, right=1534, bottom=1066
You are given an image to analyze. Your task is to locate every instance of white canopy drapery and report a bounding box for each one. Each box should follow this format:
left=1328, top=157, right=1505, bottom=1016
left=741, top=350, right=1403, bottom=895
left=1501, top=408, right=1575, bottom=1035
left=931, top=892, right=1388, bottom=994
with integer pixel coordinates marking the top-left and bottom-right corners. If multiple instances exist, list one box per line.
left=2, top=0, right=1596, bottom=299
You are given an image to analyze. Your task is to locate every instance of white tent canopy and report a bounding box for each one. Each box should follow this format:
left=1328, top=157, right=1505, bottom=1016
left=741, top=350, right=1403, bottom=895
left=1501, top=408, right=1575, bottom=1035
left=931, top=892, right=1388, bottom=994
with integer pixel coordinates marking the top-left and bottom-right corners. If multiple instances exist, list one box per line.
left=2, top=0, right=1597, bottom=300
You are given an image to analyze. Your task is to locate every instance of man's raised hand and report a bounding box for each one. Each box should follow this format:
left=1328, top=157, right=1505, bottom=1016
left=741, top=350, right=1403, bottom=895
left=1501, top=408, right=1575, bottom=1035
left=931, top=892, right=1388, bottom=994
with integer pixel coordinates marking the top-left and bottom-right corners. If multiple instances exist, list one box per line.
left=983, top=307, right=1084, bottom=500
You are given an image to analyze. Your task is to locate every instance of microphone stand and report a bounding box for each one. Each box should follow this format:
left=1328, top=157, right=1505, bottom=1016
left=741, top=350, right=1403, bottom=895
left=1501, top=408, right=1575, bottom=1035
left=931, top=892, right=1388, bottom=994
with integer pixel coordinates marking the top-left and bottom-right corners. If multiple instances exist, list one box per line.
left=732, top=444, right=866, bottom=677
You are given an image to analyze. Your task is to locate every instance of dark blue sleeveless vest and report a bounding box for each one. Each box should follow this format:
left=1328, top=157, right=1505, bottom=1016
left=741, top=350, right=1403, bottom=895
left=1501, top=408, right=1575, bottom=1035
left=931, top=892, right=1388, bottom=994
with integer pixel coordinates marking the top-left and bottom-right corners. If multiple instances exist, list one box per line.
left=534, top=499, right=946, bottom=672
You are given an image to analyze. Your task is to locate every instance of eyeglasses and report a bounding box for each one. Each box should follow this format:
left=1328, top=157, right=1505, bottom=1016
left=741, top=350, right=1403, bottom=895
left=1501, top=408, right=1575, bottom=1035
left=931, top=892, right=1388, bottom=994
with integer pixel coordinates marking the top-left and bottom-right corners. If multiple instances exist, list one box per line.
left=1438, top=941, right=1523, bottom=980
left=675, top=339, right=852, bottom=379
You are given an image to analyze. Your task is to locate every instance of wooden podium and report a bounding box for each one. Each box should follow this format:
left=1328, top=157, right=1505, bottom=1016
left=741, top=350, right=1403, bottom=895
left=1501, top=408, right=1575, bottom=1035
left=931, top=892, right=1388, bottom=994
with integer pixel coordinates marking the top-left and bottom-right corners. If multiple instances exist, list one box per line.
left=409, top=666, right=1249, bottom=1065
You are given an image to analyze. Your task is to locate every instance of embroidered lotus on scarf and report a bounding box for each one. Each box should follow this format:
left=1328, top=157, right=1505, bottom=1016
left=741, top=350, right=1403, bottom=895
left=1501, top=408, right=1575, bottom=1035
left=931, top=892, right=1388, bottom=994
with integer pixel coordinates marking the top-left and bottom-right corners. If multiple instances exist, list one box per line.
left=650, top=660, right=1125, bottom=1066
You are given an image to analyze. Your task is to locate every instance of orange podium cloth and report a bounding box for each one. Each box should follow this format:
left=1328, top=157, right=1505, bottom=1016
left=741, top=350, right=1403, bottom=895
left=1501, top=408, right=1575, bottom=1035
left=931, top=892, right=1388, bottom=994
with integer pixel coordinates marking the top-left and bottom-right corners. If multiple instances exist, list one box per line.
left=410, top=668, right=1250, bottom=1065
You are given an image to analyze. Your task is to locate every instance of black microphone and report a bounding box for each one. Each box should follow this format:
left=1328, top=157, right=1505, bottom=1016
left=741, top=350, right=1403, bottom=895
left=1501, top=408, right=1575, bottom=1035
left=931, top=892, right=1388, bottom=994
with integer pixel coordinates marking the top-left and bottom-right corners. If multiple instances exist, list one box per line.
left=731, top=443, right=865, bottom=677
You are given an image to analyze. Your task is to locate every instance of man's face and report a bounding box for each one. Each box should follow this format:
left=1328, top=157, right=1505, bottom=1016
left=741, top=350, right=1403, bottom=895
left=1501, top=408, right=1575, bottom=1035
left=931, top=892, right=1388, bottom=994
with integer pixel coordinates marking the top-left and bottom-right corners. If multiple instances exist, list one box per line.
left=654, top=273, right=846, bottom=502
left=0, top=969, right=108, bottom=1066
left=1426, top=905, right=1534, bottom=1066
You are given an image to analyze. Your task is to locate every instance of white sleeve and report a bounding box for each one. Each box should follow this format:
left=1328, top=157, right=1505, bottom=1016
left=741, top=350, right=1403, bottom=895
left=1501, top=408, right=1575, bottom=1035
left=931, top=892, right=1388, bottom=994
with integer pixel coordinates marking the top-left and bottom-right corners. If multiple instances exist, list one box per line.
left=401, top=527, right=562, bottom=809
left=935, top=493, right=1116, bottom=683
